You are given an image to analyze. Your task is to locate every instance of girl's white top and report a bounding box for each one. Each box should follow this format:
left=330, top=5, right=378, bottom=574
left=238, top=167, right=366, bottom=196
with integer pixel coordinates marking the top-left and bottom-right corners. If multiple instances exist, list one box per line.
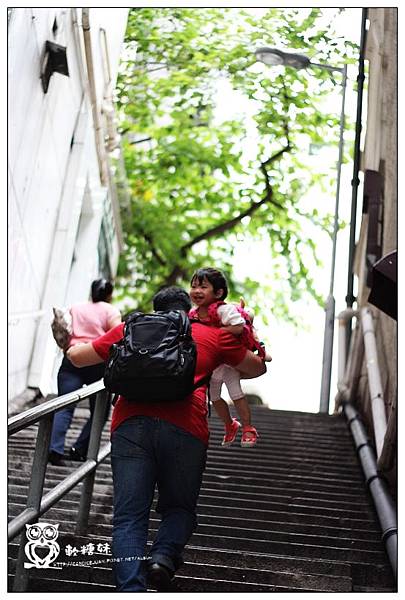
left=217, top=304, right=245, bottom=326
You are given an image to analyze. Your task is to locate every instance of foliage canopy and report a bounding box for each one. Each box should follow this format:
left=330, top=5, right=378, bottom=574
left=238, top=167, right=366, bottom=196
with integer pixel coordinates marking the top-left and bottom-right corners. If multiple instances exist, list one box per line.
left=113, top=7, right=358, bottom=320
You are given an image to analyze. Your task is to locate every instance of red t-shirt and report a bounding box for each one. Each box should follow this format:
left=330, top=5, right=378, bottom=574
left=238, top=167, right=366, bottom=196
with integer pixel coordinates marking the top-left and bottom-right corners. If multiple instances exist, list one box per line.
left=92, top=321, right=247, bottom=446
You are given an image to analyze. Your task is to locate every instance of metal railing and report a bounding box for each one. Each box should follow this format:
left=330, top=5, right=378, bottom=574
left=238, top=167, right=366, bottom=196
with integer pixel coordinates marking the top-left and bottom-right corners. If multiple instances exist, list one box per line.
left=8, top=309, right=46, bottom=325
left=8, top=380, right=111, bottom=592
left=334, top=306, right=389, bottom=459
left=334, top=306, right=397, bottom=578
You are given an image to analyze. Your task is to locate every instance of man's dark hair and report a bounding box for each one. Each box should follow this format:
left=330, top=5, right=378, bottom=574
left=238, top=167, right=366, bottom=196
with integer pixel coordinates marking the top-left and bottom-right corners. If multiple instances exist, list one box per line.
left=153, top=286, right=192, bottom=312
left=190, top=267, right=228, bottom=300
left=91, top=279, right=114, bottom=302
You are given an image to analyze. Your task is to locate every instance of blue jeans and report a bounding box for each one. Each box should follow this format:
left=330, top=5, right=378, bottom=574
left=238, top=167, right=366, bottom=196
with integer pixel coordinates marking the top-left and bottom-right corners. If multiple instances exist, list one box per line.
left=49, top=357, right=108, bottom=456
left=111, top=416, right=207, bottom=592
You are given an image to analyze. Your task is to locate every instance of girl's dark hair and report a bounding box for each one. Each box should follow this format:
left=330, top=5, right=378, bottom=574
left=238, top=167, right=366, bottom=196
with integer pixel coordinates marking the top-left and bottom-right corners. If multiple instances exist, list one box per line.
left=91, top=278, right=114, bottom=302
left=190, top=268, right=228, bottom=300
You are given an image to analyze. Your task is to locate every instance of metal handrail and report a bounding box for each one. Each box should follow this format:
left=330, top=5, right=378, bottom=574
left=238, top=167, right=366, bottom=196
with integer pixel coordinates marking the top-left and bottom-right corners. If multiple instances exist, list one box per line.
left=8, top=379, right=105, bottom=434
left=8, top=380, right=111, bottom=591
left=8, top=442, right=111, bottom=541
left=334, top=306, right=388, bottom=457
left=8, top=309, right=46, bottom=325
left=334, top=306, right=397, bottom=578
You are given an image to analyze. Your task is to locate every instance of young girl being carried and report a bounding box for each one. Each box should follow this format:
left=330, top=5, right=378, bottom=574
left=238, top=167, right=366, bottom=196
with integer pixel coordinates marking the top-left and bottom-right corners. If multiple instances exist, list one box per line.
left=189, top=267, right=271, bottom=448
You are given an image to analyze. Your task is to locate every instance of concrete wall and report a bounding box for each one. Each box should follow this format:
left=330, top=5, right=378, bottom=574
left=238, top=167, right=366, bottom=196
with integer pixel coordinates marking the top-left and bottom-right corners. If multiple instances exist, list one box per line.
left=8, top=8, right=128, bottom=399
left=352, top=8, right=397, bottom=475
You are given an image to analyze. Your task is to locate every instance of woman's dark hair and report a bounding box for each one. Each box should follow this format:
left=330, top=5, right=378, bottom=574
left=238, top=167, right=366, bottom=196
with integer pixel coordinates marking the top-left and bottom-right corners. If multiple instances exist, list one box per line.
left=91, top=278, right=114, bottom=302
left=153, top=286, right=192, bottom=312
left=190, top=267, right=228, bottom=300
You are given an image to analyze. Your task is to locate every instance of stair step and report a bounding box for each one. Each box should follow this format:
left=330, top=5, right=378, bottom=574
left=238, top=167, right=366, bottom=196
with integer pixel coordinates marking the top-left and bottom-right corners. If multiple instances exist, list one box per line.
left=7, top=500, right=382, bottom=541
left=7, top=475, right=375, bottom=516
left=8, top=407, right=396, bottom=593
left=9, top=515, right=388, bottom=566
left=8, top=507, right=384, bottom=557
left=8, top=553, right=352, bottom=592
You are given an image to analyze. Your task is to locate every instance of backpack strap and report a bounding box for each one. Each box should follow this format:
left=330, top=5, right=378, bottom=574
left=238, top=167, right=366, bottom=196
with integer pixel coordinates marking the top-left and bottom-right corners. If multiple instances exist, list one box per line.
left=192, top=374, right=211, bottom=391
left=178, top=310, right=192, bottom=337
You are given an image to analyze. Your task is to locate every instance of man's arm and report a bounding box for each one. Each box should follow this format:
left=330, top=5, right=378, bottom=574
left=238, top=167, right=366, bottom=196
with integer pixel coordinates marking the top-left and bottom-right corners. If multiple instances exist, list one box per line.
left=66, top=323, right=124, bottom=367
left=66, top=343, right=103, bottom=367
left=234, top=349, right=267, bottom=379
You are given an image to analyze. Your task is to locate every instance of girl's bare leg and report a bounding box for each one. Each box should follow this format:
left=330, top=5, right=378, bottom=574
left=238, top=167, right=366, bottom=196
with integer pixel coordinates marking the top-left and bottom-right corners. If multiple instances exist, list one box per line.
left=233, top=396, right=252, bottom=428
left=212, top=397, right=233, bottom=426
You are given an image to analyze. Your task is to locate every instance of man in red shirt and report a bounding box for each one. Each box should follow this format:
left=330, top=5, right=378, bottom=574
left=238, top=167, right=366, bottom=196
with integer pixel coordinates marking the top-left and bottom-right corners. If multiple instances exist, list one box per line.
left=67, top=286, right=266, bottom=592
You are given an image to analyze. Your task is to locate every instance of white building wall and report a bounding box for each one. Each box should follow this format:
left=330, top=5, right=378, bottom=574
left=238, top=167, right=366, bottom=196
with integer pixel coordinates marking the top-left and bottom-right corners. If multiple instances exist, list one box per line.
left=8, top=8, right=128, bottom=400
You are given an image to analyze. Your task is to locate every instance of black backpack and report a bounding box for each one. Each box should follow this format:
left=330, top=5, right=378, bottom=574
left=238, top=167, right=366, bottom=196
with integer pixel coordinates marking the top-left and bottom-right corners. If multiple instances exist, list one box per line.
left=104, top=310, right=201, bottom=402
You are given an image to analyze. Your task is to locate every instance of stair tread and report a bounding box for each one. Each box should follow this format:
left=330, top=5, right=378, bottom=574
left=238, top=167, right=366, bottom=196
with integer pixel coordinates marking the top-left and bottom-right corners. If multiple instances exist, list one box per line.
left=8, top=407, right=396, bottom=592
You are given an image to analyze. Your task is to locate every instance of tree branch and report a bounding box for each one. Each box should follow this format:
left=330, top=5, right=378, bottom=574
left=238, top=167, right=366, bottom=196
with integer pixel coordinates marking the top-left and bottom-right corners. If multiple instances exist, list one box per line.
left=181, top=134, right=291, bottom=252
left=128, top=137, right=152, bottom=146
left=181, top=195, right=282, bottom=251
left=154, top=85, right=293, bottom=287
left=132, top=226, right=167, bottom=267
left=143, top=232, right=167, bottom=266
left=165, top=264, right=189, bottom=286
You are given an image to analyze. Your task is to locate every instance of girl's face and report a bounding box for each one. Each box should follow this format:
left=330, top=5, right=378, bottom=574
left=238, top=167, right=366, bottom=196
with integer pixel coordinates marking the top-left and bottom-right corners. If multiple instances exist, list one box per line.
left=190, top=276, right=223, bottom=308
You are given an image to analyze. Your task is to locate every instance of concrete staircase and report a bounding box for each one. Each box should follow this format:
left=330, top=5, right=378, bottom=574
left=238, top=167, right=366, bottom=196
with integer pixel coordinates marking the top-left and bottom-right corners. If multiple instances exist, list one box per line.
left=8, top=405, right=396, bottom=592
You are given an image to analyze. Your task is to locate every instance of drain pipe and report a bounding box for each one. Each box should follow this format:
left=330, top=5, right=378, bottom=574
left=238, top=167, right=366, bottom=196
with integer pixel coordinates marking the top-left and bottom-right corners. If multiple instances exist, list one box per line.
left=82, top=8, right=108, bottom=186
left=343, top=401, right=397, bottom=578
left=99, top=27, right=121, bottom=152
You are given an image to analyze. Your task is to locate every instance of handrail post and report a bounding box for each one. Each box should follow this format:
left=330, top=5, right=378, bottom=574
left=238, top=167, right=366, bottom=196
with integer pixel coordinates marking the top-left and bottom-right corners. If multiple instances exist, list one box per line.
left=360, top=306, right=388, bottom=459
left=319, top=294, right=335, bottom=413
left=334, top=309, right=360, bottom=413
left=337, top=312, right=348, bottom=385
left=13, top=414, right=54, bottom=592
left=76, top=390, right=110, bottom=535
left=348, top=325, right=364, bottom=404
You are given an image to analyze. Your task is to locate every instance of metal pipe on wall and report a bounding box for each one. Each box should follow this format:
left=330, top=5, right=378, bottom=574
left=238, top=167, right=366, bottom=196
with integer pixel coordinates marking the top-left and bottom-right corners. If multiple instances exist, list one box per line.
left=345, top=8, right=368, bottom=348
left=82, top=8, right=109, bottom=186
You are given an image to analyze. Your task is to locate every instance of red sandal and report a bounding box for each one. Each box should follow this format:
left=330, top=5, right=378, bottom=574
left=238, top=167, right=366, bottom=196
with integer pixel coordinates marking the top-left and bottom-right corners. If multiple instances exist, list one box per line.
left=221, top=419, right=241, bottom=446
left=241, top=426, right=259, bottom=448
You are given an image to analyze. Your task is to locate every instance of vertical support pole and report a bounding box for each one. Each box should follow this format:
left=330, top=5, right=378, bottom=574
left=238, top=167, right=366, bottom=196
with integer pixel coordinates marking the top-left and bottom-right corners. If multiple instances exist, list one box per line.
left=76, top=390, right=109, bottom=535
left=337, top=313, right=348, bottom=386
left=319, top=64, right=347, bottom=414
left=319, top=294, right=335, bottom=413
left=13, top=414, right=54, bottom=592
left=348, top=323, right=365, bottom=405
left=337, top=310, right=360, bottom=391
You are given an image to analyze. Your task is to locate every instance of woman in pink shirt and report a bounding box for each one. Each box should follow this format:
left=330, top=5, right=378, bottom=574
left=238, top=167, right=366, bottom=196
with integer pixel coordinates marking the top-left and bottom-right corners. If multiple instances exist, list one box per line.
left=48, top=279, right=121, bottom=465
